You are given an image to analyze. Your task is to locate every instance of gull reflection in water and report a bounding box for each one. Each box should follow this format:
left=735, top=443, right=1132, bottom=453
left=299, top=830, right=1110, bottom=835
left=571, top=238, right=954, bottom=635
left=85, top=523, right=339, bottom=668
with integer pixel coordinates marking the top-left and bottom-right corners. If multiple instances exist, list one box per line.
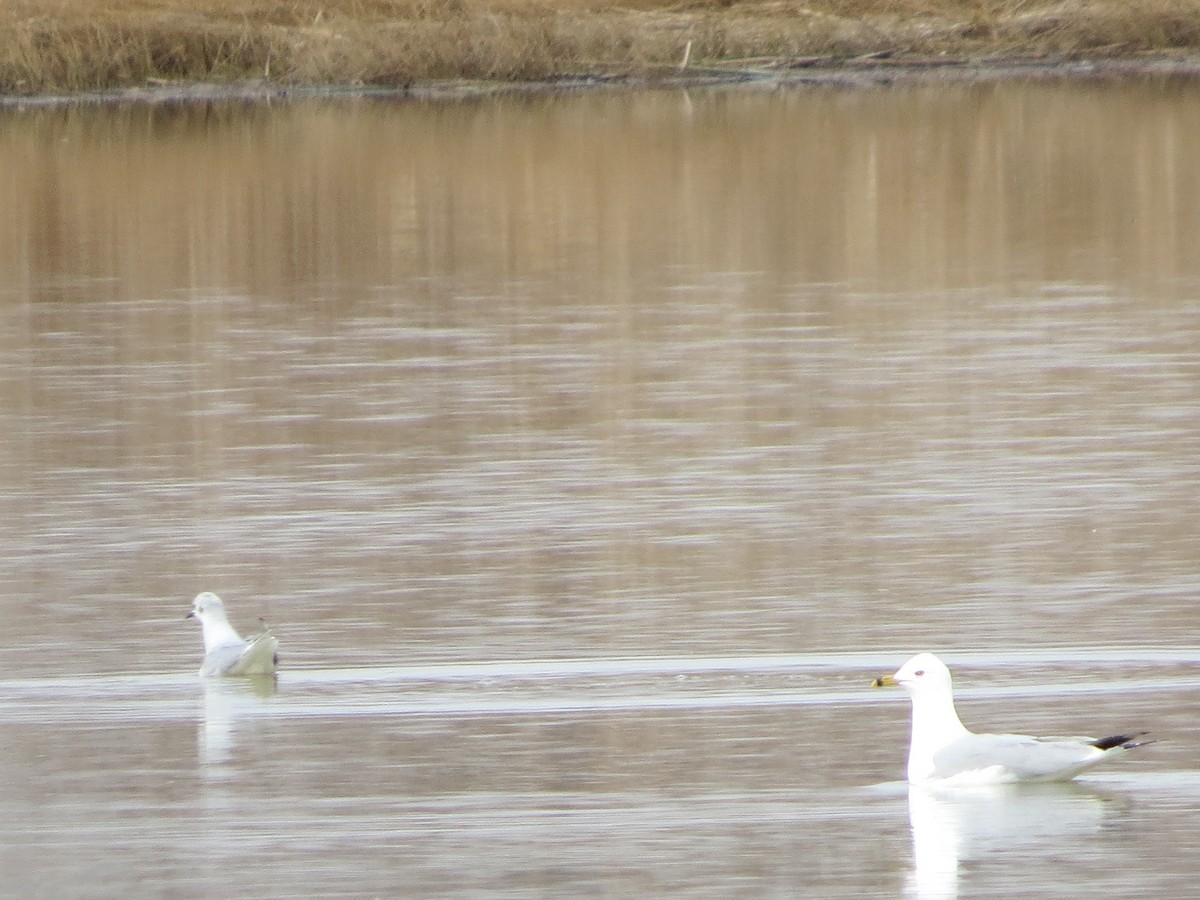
left=905, top=782, right=1118, bottom=899
left=199, top=675, right=277, bottom=777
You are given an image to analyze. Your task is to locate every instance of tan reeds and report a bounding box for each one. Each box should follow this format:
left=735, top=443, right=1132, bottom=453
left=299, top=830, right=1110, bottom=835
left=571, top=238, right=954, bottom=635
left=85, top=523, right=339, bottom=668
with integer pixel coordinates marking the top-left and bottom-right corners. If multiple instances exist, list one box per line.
left=2, top=0, right=1200, bottom=93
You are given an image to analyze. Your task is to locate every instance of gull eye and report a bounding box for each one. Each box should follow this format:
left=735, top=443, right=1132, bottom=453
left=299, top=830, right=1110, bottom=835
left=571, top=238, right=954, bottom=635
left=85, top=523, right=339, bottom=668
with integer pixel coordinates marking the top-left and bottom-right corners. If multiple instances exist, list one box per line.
left=914, top=670, right=925, bottom=677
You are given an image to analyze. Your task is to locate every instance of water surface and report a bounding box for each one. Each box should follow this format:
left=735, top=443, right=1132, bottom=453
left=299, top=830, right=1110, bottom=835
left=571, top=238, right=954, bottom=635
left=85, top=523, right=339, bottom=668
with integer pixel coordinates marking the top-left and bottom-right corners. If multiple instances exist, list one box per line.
left=0, top=79, right=1198, bottom=896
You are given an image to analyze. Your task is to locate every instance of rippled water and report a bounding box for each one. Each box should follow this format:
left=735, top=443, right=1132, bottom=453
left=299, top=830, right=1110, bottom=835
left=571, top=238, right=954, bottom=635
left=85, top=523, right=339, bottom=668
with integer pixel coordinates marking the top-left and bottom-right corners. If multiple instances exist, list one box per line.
left=1, top=79, right=1199, bottom=896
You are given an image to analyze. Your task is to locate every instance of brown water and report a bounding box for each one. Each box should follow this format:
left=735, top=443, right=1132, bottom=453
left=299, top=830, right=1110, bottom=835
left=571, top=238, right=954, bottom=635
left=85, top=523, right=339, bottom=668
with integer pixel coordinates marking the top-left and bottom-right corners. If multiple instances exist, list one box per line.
left=1, top=80, right=1199, bottom=897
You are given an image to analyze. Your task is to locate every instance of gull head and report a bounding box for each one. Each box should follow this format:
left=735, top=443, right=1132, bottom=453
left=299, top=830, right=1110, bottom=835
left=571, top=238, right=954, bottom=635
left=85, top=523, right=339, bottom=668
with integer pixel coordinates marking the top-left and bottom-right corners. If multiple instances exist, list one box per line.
left=186, top=591, right=230, bottom=624
left=871, top=652, right=953, bottom=695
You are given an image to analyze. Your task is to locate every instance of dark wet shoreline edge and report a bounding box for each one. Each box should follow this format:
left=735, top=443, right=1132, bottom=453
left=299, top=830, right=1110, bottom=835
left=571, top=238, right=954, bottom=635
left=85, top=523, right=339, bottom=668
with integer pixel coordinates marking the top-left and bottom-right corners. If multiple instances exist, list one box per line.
left=5, top=53, right=1200, bottom=108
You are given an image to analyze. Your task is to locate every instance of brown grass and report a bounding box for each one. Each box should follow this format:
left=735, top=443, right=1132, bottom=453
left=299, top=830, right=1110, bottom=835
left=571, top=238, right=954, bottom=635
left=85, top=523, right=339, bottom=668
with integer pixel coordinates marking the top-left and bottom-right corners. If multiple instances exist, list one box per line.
left=3, top=0, right=1200, bottom=93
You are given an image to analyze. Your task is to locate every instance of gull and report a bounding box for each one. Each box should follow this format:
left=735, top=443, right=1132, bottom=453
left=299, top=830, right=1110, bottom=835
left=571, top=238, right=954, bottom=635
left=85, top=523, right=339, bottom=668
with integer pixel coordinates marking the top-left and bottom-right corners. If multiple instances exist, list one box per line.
left=872, top=653, right=1152, bottom=785
left=186, top=591, right=279, bottom=677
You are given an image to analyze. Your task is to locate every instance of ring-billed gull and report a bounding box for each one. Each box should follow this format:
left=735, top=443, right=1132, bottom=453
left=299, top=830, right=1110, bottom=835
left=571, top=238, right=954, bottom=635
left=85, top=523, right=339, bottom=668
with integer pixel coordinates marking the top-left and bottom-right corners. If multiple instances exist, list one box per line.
left=186, top=592, right=279, bottom=677
left=872, top=653, right=1152, bottom=785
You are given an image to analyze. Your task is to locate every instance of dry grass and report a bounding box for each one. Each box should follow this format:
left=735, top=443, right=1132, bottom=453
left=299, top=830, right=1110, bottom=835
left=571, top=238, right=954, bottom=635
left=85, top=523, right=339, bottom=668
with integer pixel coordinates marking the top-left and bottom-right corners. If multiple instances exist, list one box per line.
left=3, top=0, right=1200, bottom=92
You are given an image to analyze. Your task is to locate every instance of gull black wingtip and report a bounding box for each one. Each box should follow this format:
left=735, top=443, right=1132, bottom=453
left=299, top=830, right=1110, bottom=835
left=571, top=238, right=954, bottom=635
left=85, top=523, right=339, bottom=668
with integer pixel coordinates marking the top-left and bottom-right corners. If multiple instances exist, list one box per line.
left=1091, top=731, right=1155, bottom=751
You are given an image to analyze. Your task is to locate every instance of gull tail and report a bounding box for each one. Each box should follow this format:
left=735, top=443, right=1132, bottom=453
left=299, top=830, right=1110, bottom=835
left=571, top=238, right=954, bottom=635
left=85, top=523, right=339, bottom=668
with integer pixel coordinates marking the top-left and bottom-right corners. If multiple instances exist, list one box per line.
left=1091, top=731, right=1155, bottom=751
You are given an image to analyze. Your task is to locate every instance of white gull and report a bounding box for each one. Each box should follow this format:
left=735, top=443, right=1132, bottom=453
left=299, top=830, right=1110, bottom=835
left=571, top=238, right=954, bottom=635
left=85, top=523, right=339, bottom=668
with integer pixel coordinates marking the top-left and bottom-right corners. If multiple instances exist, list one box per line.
left=872, top=653, right=1152, bottom=785
left=186, top=591, right=279, bottom=677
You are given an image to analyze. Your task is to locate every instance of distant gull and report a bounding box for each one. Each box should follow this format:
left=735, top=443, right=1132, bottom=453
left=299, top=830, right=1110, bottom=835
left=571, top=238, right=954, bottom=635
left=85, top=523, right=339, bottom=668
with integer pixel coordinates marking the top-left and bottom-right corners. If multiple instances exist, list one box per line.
left=186, top=591, right=279, bottom=677
left=872, top=653, right=1152, bottom=785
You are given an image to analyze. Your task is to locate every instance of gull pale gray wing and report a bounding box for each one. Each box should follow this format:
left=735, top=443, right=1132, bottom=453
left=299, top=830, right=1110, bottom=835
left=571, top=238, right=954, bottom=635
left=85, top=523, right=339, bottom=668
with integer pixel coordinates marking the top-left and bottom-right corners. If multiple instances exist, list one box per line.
left=932, top=733, right=1108, bottom=781
left=224, top=630, right=279, bottom=676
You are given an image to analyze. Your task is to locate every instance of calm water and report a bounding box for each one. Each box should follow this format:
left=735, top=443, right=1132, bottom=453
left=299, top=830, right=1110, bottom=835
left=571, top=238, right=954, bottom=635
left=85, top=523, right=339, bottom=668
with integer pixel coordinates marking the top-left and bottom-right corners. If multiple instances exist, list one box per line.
left=1, top=79, right=1199, bottom=897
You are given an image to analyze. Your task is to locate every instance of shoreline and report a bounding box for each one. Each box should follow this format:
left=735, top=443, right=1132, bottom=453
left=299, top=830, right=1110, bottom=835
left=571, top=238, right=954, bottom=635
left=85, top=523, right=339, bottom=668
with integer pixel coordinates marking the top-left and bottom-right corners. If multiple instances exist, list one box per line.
left=6, top=52, right=1200, bottom=108
left=5, top=1, right=1200, bottom=104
